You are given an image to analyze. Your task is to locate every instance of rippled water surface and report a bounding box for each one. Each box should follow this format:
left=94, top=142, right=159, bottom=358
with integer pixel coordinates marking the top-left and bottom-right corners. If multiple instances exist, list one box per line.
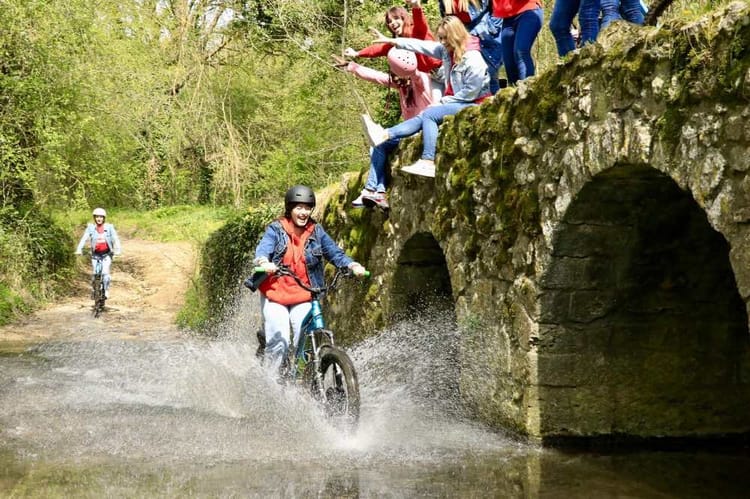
left=1, top=301, right=749, bottom=497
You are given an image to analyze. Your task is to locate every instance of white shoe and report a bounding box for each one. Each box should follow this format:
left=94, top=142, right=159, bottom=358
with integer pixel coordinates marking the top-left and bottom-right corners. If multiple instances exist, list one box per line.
left=360, top=114, right=388, bottom=147
left=362, top=191, right=390, bottom=209
left=351, top=190, right=374, bottom=208
left=401, top=160, right=436, bottom=178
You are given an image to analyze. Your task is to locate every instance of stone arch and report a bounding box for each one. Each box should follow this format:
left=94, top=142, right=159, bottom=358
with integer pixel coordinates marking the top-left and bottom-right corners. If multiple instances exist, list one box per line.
left=390, top=231, right=453, bottom=320
left=322, top=2, right=750, bottom=442
left=537, top=164, right=750, bottom=440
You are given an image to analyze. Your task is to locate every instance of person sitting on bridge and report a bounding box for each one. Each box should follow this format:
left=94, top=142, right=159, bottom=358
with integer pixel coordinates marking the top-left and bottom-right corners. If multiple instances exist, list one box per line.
left=74, top=207, right=122, bottom=299
left=248, top=185, right=366, bottom=376
left=333, top=48, right=436, bottom=209
left=344, top=0, right=444, bottom=101
left=360, top=15, right=491, bottom=179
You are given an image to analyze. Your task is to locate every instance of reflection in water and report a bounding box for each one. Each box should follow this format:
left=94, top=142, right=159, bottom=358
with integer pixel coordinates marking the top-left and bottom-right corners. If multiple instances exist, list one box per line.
left=1, top=295, right=749, bottom=497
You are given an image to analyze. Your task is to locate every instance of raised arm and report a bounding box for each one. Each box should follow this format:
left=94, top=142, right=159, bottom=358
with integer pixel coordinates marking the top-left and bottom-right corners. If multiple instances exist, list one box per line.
left=371, top=29, right=444, bottom=60
left=346, top=62, right=394, bottom=88
left=408, top=0, right=434, bottom=41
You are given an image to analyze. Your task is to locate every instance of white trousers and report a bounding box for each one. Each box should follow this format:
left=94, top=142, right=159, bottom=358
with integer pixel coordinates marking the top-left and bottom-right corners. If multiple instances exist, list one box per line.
left=260, top=295, right=311, bottom=372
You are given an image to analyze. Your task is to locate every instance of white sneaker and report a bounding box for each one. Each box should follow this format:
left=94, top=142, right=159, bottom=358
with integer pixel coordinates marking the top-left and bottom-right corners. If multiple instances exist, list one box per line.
left=362, top=191, right=390, bottom=209
left=360, top=114, right=388, bottom=147
left=351, top=190, right=374, bottom=208
left=401, top=160, right=436, bottom=178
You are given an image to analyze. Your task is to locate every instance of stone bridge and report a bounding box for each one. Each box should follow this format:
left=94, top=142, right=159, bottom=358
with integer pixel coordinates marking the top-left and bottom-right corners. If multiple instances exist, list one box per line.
left=319, top=3, right=750, bottom=444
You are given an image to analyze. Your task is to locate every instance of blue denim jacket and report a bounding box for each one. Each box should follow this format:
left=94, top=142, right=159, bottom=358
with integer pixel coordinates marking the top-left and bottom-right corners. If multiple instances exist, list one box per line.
left=250, top=220, right=353, bottom=291
left=75, top=223, right=122, bottom=255
left=393, top=37, right=490, bottom=104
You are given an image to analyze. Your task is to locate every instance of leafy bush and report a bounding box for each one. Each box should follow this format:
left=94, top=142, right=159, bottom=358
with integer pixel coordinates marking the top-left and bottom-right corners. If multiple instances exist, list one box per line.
left=178, top=203, right=279, bottom=332
left=0, top=205, right=74, bottom=324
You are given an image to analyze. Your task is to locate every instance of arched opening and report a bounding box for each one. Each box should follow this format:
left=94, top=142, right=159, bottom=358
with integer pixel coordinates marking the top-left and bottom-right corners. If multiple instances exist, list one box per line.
left=538, top=165, right=750, bottom=443
left=385, top=231, right=460, bottom=407
left=390, top=231, right=453, bottom=320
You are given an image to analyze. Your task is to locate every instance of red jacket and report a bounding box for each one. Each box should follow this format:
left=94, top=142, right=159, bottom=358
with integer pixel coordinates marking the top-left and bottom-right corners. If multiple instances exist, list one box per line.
left=259, top=218, right=314, bottom=305
left=357, top=7, right=442, bottom=73
left=492, top=0, right=541, bottom=19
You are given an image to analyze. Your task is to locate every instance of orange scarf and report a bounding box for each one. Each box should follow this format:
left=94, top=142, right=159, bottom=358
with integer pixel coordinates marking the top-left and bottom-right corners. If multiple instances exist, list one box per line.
left=260, top=218, right=315, bottom=305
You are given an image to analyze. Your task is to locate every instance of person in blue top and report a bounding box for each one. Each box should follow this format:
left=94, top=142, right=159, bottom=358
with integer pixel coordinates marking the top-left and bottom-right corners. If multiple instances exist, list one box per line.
left=246, top=185, right=366, bottom=373
left=439, top=0, right=504, bottom=93
left=75, top=207, right=122, bottom=299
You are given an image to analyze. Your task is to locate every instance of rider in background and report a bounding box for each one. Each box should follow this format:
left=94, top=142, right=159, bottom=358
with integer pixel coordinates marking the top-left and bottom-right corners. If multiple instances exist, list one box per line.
left=250, top=185, right=366, bottom=374
left=75, top=207, right=122, bottom=299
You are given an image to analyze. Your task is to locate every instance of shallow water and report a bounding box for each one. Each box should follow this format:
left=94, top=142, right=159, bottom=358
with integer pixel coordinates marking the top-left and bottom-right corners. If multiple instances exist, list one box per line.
left=1, top=299, right=749, bottom=497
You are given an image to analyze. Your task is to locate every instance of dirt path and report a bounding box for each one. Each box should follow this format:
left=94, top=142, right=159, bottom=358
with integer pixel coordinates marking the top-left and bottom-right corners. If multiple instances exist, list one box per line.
left=0, top=238, right=196, bottom=345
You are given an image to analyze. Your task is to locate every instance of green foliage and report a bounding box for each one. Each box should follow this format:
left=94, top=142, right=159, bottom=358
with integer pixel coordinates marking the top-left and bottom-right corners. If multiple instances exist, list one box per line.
left=182, top=203, right=279, bottom=332
left=0, top=0, right=736, bottom=327
left=0, top=205, right=74, bottom=324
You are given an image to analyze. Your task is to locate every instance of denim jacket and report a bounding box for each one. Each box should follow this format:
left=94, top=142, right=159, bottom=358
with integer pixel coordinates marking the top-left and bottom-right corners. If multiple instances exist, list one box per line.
left=249, top=220, right=353, bottom=292
left=439, top=0, right=500, bottom=39
left=393, top=37, right=489, bottom=104
left=75, top=223, right=121, bottom=255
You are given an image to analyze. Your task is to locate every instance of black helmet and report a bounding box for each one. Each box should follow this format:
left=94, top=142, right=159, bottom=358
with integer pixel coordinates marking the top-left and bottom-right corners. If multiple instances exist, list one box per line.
left=284, top=185, right=316, bottom=213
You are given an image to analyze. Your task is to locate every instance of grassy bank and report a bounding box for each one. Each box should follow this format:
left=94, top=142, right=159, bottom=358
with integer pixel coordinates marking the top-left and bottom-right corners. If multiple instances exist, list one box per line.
left=0, top=205, right=239, bottom=326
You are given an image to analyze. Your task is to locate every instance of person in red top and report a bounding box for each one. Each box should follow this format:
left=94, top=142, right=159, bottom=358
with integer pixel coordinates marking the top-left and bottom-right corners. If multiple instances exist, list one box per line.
left=360, top=16, right=490, bottom=179
left=250, top=186, right=366, bottom=374
left=74, top=207, right=122, bottom=299
left=344, top=0, right=443, bottom=92
left=492, top=0, right=544, bottom=84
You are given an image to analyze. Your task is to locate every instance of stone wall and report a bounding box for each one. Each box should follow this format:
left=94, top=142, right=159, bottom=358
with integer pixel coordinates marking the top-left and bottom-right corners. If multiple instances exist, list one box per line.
left=322, top=2, right=750, bottom=442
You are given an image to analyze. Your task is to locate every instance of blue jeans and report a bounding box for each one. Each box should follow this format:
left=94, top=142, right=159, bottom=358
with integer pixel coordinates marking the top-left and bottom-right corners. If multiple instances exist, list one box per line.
left=480, top=34, right=504, bottom=94
left=365, top=138, right=399, bottom=193
left=501, top=7, right=544, bottom=85
left=386, top=102, right=474, bottom=161
left=91, top=254, right=113, bottom=292
left=600, top=0, right=645, bottom=28
left=549, top=0, right=601, bottom=57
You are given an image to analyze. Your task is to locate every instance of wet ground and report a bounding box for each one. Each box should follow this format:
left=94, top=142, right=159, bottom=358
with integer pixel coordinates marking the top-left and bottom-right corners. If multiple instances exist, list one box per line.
left=1, top=239, right=749, bottom=497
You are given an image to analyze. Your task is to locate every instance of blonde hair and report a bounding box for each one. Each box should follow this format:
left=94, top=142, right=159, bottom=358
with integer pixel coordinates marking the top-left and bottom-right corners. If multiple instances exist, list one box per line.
left=442, top=0, right=482, bottom=15
left=438, top=16, right=470, bottom=61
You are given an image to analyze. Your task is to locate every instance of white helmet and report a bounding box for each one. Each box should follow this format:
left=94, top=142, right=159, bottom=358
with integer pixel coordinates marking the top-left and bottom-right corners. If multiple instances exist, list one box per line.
left=92, top=207, right=107, bottom=217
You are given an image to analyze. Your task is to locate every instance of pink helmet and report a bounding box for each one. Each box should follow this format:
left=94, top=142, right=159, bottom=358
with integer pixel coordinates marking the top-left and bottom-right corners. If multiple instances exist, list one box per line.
left=387, top=48, right=417, bottom=78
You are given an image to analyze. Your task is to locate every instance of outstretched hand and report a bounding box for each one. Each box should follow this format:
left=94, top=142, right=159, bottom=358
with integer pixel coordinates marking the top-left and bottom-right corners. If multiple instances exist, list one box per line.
left=343, top=47, right=358, bottom=58
left=406, top=0, right=421, bottom=6
left=331, top=54, right=348, bottom=69
left=370, top=27, right=393, bottom=45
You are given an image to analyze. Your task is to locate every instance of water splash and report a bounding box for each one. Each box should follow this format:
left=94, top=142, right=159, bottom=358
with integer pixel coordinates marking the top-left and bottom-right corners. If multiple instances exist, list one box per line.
left=4, top=294, right=750, bottom=496
left=1, top=293, right=520, bottom=466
